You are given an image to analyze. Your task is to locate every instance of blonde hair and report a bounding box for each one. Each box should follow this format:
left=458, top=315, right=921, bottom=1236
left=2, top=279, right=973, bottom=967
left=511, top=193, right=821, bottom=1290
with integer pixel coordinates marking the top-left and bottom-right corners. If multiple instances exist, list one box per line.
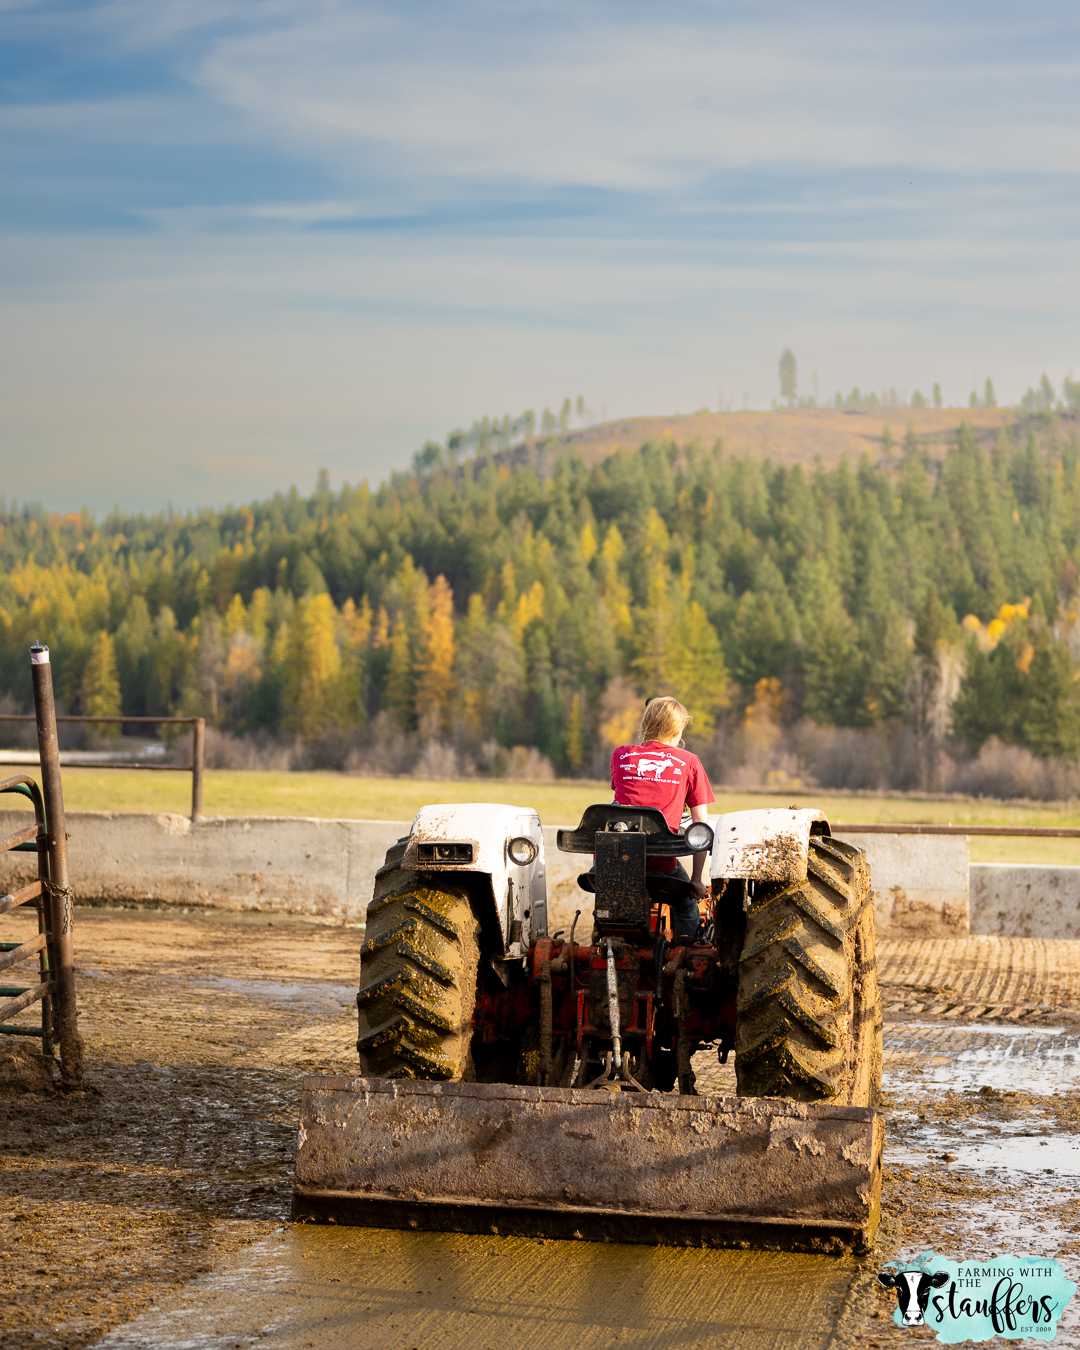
left=638, top=696, right=692, bottom=745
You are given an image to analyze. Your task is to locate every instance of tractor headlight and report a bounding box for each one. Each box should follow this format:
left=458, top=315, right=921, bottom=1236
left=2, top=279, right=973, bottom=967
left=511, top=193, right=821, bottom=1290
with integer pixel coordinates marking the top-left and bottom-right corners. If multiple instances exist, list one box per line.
left=508, top=836, right=539, bottom=865
left=685, top=821, right=714, bottom=853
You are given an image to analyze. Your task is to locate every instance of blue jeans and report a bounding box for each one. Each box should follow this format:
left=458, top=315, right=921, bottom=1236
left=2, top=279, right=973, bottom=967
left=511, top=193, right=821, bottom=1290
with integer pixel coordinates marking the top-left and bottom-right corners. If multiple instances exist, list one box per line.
left=660, top=861, right=701, bottom=939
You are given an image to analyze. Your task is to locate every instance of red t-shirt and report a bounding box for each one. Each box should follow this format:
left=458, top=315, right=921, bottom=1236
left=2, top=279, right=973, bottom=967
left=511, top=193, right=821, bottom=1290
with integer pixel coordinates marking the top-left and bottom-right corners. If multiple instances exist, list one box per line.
left=610, top=742, right=715, bottom=872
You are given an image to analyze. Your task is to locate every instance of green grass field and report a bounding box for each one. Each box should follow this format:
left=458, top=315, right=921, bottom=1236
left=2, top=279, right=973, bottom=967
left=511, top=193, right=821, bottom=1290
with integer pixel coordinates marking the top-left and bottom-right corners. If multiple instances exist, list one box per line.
left=2, top=767, right=1079, bottom=864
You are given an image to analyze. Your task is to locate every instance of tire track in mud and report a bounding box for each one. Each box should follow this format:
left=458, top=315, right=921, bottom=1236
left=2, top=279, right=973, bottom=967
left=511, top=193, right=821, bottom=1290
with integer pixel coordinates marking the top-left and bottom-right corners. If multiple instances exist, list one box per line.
left=3, top=909, right=1080, bottom=1348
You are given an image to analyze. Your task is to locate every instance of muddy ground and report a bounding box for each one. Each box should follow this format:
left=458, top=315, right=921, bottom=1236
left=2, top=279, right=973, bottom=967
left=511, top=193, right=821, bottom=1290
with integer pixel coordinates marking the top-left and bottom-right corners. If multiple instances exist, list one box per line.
left=2, top=910, right=1079, bottom=1349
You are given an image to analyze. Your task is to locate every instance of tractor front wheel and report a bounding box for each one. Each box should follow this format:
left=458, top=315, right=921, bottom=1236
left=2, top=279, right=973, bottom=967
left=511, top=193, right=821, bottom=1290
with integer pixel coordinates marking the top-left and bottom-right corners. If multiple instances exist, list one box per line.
left=355, top=842, right=482, bottom=1080
left=735, top=835, right=882, bottom=1107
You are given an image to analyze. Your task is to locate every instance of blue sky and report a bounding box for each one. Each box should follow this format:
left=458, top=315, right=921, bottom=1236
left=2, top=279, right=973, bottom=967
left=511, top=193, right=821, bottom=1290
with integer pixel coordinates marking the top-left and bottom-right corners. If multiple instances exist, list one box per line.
left=2, top=1, right=1079, bottom=512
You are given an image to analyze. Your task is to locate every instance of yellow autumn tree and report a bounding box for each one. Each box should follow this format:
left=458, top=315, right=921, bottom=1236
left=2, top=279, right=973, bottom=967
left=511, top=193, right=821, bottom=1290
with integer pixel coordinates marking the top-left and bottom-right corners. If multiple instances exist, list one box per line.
left=80, top=630, right=122, bottom=735
left=224, top=593, right=247, bottom=636
left=384, top=619, right=413, bottom=729
left=565, top=692, right=585, bottom=771
left=597, top=525, right=633, bottom=639
left=415, top=575, right=455, bottom=731
left=281, top=593, right=345, bottom=737
left=338, top=596, right=372, bottom=725
left=513, top=580, right=545, bottom=641
left=641, top=507, right=670, bottom=561
left=247, top=588, right=271, bottom=648
left=667, top=601, right=730, bottom=738
left=630, top=565, right=729, bottom=738
left=495, top=560, right=517, bottom=622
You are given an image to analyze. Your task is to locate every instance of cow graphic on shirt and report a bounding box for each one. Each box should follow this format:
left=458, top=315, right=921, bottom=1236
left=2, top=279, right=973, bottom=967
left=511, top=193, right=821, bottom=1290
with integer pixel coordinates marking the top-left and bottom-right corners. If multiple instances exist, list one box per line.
left=634, top=755, right=676, bottom=780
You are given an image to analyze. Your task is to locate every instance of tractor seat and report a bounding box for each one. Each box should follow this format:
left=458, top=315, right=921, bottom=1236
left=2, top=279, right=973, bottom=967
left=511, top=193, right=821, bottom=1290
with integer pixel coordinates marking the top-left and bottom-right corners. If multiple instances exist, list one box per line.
left=576, top=871, right=697, bottom=902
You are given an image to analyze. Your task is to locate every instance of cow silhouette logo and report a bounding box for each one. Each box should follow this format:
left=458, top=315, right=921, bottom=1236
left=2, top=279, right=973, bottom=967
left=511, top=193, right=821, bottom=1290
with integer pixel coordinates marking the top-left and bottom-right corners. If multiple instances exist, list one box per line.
left=877, top=1248, right=1077, bottom=1341
left=879, top=1251, right=949, bottom=1326
left=635, top=755, right=674, bottom=780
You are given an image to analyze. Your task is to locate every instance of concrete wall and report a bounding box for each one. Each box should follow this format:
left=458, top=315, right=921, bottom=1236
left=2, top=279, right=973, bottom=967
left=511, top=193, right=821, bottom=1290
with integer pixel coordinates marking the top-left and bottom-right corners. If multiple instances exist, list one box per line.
left=0, top=811, right=588, bottom=932
left=548, top=829, right=973, bottom=939
left=1, top=810, right=1076, bottom=939
left=835, top=833, right=970, bottom=937
left=970, top=864, right=1080, bottom=939
left=0, top=812, right=406, bottom=925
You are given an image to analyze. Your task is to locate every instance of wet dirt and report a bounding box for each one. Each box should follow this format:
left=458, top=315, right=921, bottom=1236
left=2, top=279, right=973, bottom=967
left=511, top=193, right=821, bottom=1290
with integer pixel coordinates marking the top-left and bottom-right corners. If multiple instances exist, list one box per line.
left=94, top=1228, right=871, bottom=1350
left=846, top=932, right=1080, bottom=1348
left=2, top=914, right=1080, bottom=1348
left=0, top=906, right=363, bottom=1350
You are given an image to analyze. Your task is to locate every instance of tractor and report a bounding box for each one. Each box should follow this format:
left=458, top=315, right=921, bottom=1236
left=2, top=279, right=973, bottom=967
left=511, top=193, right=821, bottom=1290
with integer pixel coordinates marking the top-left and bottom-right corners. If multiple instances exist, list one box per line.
left=294, top=801, right=884, bottom=1251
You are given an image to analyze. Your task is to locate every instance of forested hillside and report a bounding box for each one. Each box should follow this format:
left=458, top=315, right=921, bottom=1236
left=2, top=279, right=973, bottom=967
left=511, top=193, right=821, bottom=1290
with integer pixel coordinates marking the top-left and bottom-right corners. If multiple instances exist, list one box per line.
left=2, top=417, right=1079, bottom=795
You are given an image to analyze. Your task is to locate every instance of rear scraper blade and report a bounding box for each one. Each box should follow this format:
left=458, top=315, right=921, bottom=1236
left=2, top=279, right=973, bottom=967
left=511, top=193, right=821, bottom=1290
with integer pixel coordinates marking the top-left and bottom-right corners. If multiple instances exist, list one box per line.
left=292, top=1076, right=882, bottom=1254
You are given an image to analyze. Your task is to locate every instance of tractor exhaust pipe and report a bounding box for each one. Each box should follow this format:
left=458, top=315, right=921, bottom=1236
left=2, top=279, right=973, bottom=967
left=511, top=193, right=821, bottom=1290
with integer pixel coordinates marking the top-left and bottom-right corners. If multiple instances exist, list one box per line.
left=605, top=939, right=622, bottom=1071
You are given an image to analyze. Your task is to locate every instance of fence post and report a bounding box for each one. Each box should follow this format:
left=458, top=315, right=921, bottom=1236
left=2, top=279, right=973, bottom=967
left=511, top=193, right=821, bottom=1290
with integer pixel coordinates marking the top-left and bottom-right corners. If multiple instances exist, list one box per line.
left=191, top=718, right=205, bottom=823
left=30, top=642, right=84, bottom=1086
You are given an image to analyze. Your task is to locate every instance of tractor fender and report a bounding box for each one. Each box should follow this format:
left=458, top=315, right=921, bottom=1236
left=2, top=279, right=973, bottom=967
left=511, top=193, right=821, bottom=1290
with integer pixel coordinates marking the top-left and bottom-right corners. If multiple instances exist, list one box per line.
left=707, top=808, right=831, bottom=883
left=401, top=803, right=547, bottom=954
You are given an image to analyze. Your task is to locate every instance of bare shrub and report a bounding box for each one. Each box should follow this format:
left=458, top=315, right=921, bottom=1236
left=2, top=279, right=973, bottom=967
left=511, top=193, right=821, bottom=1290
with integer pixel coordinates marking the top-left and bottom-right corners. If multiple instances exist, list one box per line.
left=471, top=739, right=502, bottom=776
left=339, top=713, right=411, bottom=776
left=946, top=737, right=1080, bottom=801
left=496, top=745, right=556, bottom=781
left=202, top=726, right=297, bottom=771
left=412, top=740, right=461, bottom=779
left=791, top=723, right=889, bottom=790
left=703, top=718, right=924, bottom=793
left=0, top=692, right=36, bottom=750
left=599, top=677, right=640, bottom=750
left=0, top=692, right=91, bottom=750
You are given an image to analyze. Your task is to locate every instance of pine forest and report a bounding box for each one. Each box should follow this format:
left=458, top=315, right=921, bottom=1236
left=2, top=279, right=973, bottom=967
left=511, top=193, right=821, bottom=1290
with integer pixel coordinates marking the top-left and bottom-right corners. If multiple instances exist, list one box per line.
left=3, top=417, right=1080, bottom=798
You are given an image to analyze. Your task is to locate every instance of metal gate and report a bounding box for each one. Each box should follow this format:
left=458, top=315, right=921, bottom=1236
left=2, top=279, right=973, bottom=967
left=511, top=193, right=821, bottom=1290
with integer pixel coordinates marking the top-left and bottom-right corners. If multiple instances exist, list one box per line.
left=0, top=642, right=84, bottom=1086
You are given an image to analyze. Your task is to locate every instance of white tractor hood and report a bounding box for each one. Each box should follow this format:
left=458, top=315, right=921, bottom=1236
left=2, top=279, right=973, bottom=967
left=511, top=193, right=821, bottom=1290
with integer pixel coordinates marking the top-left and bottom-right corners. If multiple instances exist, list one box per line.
left=708, top=808, right=830, bottom=883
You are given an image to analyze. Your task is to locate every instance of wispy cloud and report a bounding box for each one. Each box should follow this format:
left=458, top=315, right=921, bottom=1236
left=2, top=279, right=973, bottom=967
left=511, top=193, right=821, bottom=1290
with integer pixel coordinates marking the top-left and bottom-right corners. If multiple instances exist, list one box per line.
left=1, top=1, right=1079, bottom=509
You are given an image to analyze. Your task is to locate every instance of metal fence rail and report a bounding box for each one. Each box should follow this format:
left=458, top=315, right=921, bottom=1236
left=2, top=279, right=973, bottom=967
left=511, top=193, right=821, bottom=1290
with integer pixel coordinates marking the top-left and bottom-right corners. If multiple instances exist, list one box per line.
left=835, top=823, right=1080, bottom=837
left=0, top=643, right=84, bottom=1085
left=0, top=713, right=205, bottom=822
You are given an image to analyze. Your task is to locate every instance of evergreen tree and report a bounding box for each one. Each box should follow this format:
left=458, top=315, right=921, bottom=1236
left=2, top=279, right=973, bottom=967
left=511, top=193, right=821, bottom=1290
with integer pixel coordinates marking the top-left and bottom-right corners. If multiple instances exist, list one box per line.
left=779, top=349, right=797, bottom=407
left=5, top=408, right=1080, bottom=772
left=950, top=639, right=1010, bottom=753
left=1017, top=628, right=1080, bottom=758
left=115, top=595, right=154, bottom=717
left=630, top=560, right=675, bottom=696
left=729, top=584, right=794, bottom=704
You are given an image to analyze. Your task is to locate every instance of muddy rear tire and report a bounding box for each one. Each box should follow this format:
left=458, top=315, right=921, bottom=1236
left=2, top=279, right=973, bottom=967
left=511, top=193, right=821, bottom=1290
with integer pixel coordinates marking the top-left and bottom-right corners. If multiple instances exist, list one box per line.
left=356, top=842, right=482, bottom=1080
left=735, top=835, right=881, bottom=1106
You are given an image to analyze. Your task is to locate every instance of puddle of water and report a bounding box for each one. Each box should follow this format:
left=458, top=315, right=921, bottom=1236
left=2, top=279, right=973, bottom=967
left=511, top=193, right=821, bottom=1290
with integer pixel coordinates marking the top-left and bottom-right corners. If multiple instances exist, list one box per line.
left=891, top=1129, right=1080, bottom=1177
left=952, top=1199, right=1078, bottom=1250
left=898, top=1022, right=1069, bottom=1036
left=887, top=1103, right=1080, bottom=1183
left=97, top=1223, right=868, bottom=1350
left=194, top=976, right=356, bottom=1006
left=884, top=1025, right=1080, bottom=1095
